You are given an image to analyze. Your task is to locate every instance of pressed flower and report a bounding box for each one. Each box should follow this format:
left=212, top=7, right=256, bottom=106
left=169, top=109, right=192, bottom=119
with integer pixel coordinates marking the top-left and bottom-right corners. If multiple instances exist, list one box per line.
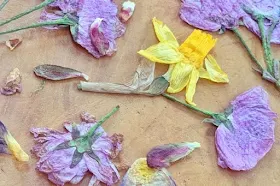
left=0, top=121, right=29, bottom=161
left=0, top=0, right=126, bottom=58
left=119, top=0, right=136, bottom=23
left=162, top=86, right=277, bottom=171
left=147, top=142, right=200, bottom=168
left=1, top=68, right=22, bottom=96
left=120, top=158, right=176, bottom=186
left=138, top=18, right=229, bottom=105
left=180, top=0, right=280, bottom=89
left=30, top=106, right=123, bottom=185
left=33, top=64, right=89, bottom=81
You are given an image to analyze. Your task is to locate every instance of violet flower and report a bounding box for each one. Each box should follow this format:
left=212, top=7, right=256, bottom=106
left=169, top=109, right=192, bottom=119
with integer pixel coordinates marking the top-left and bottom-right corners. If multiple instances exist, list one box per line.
left=180, top=0, right=280, bottom=89
left=162, top=86, right=277, bottom=171
left=0, top=0, right=126, bottom=58
left=147, top=142, right=200, bottom=168
left=30, top=106, right=123, bottom=185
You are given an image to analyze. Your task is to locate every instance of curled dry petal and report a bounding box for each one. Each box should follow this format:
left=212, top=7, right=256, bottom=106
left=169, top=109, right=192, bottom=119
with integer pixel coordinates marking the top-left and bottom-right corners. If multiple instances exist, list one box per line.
left=119, top=0, right=136, bottom=22
left=215, top=86, right=277, bottom=171
left=5, top=37, right=22, bottom=50
left=0, top=121, right=29, bottom=161
left=33, top=64, right=89, bottom=81
left=147, top=142, right=201, bottom=168
left=1, top=68, right=22, bottom=96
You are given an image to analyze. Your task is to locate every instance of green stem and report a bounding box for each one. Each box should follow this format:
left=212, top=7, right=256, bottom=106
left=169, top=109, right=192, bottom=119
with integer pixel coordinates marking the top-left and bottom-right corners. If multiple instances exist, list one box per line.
left=257, top=17, right=273, bottom=74
left=0, top=0, right=9, bottom=11
left=0, top=16, right=76, bottom=35
left=0, top=0, right=55, bottom=27
left=231, top=28, right=264, bottom=72
left=161, top=93, right=216, bottom=117
left=86, top=105, right=120, bottom=138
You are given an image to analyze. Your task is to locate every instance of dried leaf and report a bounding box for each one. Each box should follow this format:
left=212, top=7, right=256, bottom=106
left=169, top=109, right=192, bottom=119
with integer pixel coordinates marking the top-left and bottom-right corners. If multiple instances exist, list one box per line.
left=1, top=68, right=22, bottom=96
left=33, top=64, right=89, bottom=81
left=5, top=37, right=22, bottom=50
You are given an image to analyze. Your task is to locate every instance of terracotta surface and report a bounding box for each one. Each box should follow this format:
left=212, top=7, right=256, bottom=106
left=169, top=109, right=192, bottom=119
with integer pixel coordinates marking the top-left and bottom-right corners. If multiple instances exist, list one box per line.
left=0, top=0, right=280, bottom=186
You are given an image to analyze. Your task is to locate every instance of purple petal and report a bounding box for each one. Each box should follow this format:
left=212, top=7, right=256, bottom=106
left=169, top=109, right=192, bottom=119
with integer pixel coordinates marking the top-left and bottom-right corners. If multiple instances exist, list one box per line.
left=147, top=142, right=200, bottom=168
left=215, top=86, right=277, bottom=171
left=84, top=152, right=120, bottom=185
left=74, top=0, right=126, bottom=58
left=180, top=0, right=244, bottom=31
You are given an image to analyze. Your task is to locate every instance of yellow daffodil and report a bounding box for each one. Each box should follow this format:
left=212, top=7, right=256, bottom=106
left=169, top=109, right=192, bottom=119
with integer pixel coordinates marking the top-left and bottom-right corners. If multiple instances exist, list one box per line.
left=138, top=18, right=229, bottom=105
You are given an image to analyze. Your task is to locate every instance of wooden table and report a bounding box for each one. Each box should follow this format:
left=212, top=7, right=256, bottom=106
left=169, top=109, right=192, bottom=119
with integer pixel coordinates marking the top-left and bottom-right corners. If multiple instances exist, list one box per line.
left=0, top=0, right=280, bottom=185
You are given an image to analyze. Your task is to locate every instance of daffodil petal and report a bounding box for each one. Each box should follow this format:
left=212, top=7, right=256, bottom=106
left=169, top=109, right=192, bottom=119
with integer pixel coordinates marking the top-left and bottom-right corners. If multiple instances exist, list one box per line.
left=179, top=30, right=217, bottom=68
left=138, top=42, right=185, bottom=64
left=199, top=55, right=229, bottom=83
left=185, top=68, right=200, bottom=106
left=152, top=17, right=179, bottom=47
left=5, top=132, right=29, bottom=161
left=167, top=62, right=193, bottom=93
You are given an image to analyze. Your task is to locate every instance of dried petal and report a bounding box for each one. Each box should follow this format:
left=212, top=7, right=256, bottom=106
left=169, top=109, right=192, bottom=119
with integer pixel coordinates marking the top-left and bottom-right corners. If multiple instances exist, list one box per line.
left=75, top=0, right=126, bottom=58
left=33, top=64, right=89, bottom=81
left=119, top=1, right=136, bottom=22
left=120, top=158, right=176, bottom=186
left=214, top=87, right=277, bottom=171
left=0, top=121, right=29, bottom=161
left=1, top=68, right=22, bottom=96
left=147, top=142, right=200, bottom=168
left=89, top=18, right=112, bottom=56
left=5, top=37, right=22, bottom=50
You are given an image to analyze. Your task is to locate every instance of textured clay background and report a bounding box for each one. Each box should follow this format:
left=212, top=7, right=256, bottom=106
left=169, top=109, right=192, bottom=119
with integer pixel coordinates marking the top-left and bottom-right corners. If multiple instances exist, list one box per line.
left=0, top=0, right=280, bottom=186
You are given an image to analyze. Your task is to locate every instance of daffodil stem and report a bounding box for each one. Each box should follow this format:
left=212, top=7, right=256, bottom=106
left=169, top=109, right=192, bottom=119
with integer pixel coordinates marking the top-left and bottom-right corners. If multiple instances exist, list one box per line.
left=86, top=105, right=120, bottom=138
left=0, top=0, right=9, bottom=11
left=257, top=17, right=273, bottom=74
left=0, top=0, right=55, bottom=27
left=231, top=28, right=264, bottom=72
left=161, top=93, right=216, bottom=117
left=0, top=16, right=75, bottom=35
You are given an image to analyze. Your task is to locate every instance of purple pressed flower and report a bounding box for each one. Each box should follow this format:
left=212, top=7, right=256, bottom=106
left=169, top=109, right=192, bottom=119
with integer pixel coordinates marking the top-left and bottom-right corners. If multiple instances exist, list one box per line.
left=211, top=87, right=277, bottom=171
left=162, top=86, right=277, bottom=171
left=42, top=0, right=126, bottom=57
left=30, top=108, right=123, bottom=185
left=147, top=142, right=200, bottom=168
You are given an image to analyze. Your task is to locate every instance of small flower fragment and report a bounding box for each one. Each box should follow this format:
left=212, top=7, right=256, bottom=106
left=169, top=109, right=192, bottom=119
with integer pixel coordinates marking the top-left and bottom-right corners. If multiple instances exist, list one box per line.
left=1, top=68, right=22, bottom=96
left=211, top=86, right=277, bottom=171
left=119, top=0, right=136, bottom=23
left=138, top=18, right=229, bottom=105
left=0, top=121, right=29, bottom=161
left=30, top=107, right=123, bottom=185
left=120, top=158, right=176, bottom=186
left=33, top=64, right=89, bottom=81
left=5, top=37, right=22, bottom=50
left=147, top=142, right=200, bottom=168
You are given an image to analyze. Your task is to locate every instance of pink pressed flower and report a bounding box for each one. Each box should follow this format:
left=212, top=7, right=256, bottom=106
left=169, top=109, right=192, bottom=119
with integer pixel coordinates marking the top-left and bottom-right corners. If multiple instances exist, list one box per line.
left=30, top=110, right=123, bottom=185
left=209, top=87, right=277, bottom=171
